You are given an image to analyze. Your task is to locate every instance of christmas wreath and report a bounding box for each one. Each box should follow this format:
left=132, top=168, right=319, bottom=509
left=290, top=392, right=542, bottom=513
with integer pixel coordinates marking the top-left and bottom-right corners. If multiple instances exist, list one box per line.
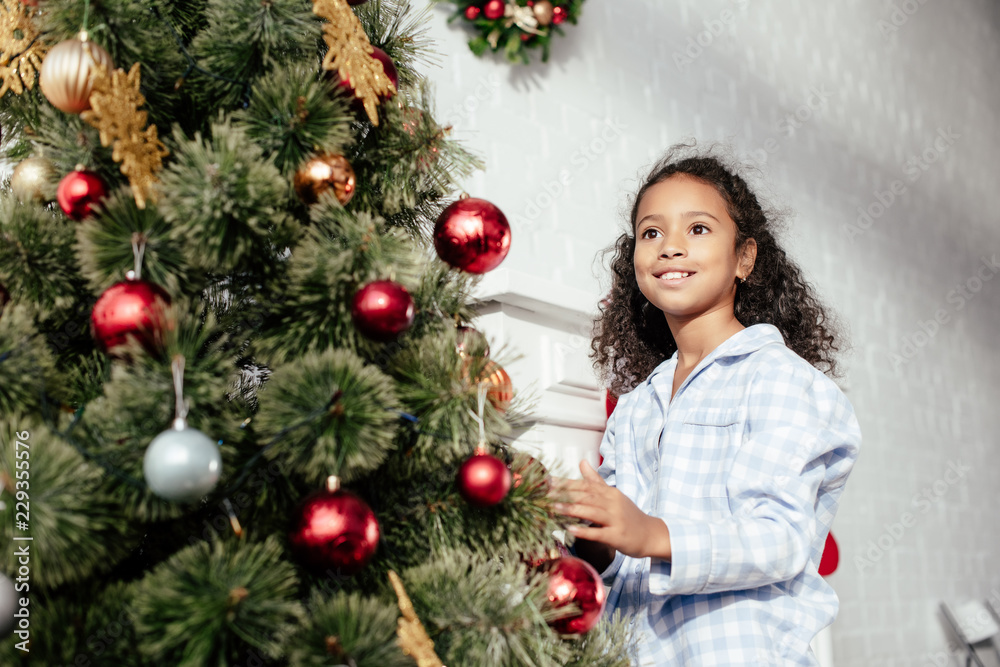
left=442, top=0, right=586, bottom=64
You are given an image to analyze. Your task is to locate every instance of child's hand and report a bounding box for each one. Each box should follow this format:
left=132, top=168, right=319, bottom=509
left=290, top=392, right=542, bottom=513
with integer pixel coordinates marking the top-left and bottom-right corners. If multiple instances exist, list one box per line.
left=552, top=460, right=671, bottom=561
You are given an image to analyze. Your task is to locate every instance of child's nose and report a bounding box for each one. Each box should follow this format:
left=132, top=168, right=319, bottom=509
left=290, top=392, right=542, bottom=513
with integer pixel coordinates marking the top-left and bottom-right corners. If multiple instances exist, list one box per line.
left=659, top=234, right=686, bottom=258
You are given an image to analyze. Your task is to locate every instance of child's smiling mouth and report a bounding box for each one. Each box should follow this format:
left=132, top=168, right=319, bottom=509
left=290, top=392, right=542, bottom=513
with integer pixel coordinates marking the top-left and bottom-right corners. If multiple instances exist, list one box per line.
left=654, top=270, right=696, bottom=283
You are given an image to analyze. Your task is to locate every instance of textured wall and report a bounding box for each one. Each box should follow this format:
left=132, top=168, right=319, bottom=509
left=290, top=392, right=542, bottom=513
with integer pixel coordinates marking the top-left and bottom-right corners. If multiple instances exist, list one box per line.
left=421, top=0, right=1000, bottom=664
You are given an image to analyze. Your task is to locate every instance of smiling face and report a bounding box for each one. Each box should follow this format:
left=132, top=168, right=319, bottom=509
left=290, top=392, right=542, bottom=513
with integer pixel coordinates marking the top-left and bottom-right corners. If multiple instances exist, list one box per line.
left=633, top=174, right=755, bottom=325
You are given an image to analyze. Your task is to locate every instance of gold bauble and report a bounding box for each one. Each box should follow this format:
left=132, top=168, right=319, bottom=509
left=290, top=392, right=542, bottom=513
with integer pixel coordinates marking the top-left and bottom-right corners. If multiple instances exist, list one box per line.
left=293, top=154, right=356, bottom=206
left=39, top=35, right=114, bottom=114
left=532, top=0, right=555, bottom=26
left=483, top=361, right=513, bottom=413
left=11, top=157, right=56, bottom=203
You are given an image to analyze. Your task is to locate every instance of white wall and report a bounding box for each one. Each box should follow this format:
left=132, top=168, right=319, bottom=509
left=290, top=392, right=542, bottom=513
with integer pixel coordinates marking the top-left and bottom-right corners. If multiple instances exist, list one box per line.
left=424, top=0, right=1000, bottom=664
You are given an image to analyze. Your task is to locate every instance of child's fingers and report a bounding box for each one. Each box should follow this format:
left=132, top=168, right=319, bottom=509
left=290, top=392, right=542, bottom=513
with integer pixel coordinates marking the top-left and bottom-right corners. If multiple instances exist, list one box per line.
left=553, top=501, right=609, bottom=526
left=567, top=523, right=605, bottom=543
left=579, top=459, right=604, bottom=483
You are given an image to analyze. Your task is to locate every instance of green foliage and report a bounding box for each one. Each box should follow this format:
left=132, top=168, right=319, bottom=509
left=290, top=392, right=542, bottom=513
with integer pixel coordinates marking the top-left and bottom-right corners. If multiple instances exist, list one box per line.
left=0, top=306, right=56, bottom=414
left=255, top=347, right=402, bottom=484
left=132, top=535, right=304, bottom=666
left=159, top=118, right=298, bottom=275
left=0, top=416, right=135, bottom=588
left=76, top=188, right=194, bottom=295
left=236, top=64, right=355, bottom=175
left=0, top=193, right=82, bottom=309
left=403, top=548, right=569, bottom=667
left=189, top=0, right=321, bottom=109
left=256, top=204, right=423, bottom=362
left=0, top=0, right=635, bottom=663
left=289, top=590, right=415, bottom=667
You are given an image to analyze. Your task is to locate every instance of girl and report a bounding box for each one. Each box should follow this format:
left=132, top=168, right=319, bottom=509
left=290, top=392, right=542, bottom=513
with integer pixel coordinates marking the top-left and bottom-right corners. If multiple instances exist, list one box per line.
left=554, top=144, right=861, bottom=666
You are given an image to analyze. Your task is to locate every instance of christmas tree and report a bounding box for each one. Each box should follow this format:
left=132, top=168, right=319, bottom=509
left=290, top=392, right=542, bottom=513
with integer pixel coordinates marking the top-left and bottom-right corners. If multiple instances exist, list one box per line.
left=0, top=0, right=634, bottom=664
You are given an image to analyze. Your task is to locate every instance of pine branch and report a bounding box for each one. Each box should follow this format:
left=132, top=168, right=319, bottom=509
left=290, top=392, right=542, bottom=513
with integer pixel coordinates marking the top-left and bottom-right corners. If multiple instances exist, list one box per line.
left=0, top=415, right=136, bottom=588
left=132, top=535, right=304, bottom=666
left=0, top=305, right=56, bottom=414
left=254, top=347, right=402, bottom=485
left=158, top=117, right=299, bottom=276
left=402, top=548, right=572, bottom=667
left=289, top=590, right=415, bottom=667
left=235, top=63, right=355, bottom=175
left=0, top=193, right=82, bottom=309
left=188, top=0, right=321, bottom=110
left=255, top=205, right=423, bottom=364
left=76, top=187, right=195, bottom=296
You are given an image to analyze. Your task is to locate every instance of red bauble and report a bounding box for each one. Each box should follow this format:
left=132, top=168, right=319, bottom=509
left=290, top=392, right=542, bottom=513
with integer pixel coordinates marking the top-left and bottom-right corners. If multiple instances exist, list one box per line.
left=455, top=324, right=490, bottom=358
left=337, top=46, right=398, bottom=101
left=483, top=0, right=505, bottom=20
left=552, top=5, right=567, bottom=23
left=289, top=489, right=380, bottom=574
left=57, top=169, right=107, bottom=221
left=434, top=197, right=511, bottom=274
left=91, top=278, right=171, bottom=355
left=458, top=451, right=512, bottom=507
left=351, top=280, right=415, bottom=341
left=464, top=5, right=481, bottom=20
left=543, top=556, right=606, bottom=634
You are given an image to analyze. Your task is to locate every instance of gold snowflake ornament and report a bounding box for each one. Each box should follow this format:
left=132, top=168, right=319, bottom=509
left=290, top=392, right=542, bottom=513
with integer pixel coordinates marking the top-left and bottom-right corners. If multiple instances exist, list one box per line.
left=0, top=0, right=47, bottom=98
left=81, top=63, right=168, bottom=209
left=388, top=570, right=445, bottom=667
left=313, top=0, right=396, bottom=126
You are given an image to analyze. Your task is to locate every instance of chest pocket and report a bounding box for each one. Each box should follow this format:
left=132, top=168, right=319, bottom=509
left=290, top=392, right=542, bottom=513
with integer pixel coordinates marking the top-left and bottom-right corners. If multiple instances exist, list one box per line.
left=662, top=406, right=742, bottom=501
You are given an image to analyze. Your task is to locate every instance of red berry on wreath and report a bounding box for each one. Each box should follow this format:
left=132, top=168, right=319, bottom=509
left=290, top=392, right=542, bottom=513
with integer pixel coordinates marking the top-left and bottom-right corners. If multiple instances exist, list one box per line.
left=464, top=5, right=481, bottom=20
left=91, top=278, right=171, bottom=355
left=434, top=196, right=511, bottom=274
left=351, top=279, right=415, bottom=341
left=552, top=5, right=567, bottom=24
left=458, top=450, right=512, bottom=507
left=57, top=169, right=107, bottom=221
left=289, top=483, right=380, bottom=575
left=483, top=0, right=505, bottom=20
left=543, top=555, right=606, bottom=634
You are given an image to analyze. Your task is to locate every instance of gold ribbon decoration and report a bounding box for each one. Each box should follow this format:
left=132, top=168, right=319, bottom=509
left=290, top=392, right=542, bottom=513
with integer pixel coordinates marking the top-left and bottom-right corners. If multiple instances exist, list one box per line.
left=313, top=0, right=396, bottom=126
left=504, top=1, right=545, bottom=35
left=81, top=63, right=169, bottom=209
left=0, top=0, right=47, bottom=98
left=388, top=570, right=445, bottom=667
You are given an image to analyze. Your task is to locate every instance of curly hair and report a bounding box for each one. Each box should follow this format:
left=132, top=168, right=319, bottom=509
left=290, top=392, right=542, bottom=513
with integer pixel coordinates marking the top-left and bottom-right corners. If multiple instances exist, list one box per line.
left=591, top=142, right=843, bottom=397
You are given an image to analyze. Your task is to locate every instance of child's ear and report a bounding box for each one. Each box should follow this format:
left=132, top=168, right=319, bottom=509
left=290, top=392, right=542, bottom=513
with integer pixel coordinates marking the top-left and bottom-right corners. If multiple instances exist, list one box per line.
left=738, top=238, right=758, bottom=280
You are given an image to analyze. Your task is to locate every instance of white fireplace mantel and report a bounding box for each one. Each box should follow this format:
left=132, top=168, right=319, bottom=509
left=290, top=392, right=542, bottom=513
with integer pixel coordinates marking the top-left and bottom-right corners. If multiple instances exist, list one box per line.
left=469, top=268, right=606, bottom=478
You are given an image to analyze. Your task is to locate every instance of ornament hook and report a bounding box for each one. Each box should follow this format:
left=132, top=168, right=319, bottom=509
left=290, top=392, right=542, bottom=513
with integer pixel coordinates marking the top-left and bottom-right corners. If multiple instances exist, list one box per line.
left=171, top=355, right=189, bottom=429
left=131, top=232, right=146, bottom=280
left=466, top=383, right=488, bottom=453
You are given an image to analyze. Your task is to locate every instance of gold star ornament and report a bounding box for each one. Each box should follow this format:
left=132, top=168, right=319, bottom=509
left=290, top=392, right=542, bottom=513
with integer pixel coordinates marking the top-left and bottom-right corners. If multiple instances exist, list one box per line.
left=81, top=63, right=168, bottom=209
left=0, top=0, right=47, bottom=98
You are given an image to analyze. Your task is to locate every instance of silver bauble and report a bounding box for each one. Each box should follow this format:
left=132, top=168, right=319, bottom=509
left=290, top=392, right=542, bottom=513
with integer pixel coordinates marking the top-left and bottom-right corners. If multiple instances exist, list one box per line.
left=143, top=419, right=222, bottom=503
left=0, top=572, right=16, bottom=638
left=39, top=35, right=114, bottom=114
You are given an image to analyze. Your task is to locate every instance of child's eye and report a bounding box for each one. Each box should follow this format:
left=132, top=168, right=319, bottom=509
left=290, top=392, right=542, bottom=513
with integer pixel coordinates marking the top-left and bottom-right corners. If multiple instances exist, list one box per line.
left=691, top=223, right=709, bottom=235
left=640, top=228, right=660, bottom=239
